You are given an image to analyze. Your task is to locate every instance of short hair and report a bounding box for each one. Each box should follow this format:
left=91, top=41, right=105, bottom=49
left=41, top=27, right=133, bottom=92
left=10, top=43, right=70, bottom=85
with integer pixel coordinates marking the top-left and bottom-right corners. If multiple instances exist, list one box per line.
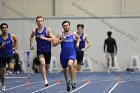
left=36, top=16, right=44, bottom=22
left=107, top=31, right=112, bottom=37
left=62, top=20, right=70, bottom=26
left=77, top=24, right=84, bottom=28
left=0, top=23, right=8, bottom=30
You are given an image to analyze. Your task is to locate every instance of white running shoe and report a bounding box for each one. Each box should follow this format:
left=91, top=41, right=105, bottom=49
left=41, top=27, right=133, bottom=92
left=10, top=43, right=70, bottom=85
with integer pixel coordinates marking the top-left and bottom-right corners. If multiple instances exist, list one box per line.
left=2, top=86, right=5, bottom=92
left=44, top=80, right=49, bottom=87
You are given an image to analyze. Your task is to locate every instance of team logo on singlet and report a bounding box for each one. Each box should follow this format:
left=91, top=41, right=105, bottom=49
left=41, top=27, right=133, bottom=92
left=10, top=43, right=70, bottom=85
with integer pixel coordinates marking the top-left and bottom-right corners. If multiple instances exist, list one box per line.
left=63, top=39, right=74, bottom=42
left=3, top=40, right=11, bottom=44
left=36, top=34, right=45, bottom=38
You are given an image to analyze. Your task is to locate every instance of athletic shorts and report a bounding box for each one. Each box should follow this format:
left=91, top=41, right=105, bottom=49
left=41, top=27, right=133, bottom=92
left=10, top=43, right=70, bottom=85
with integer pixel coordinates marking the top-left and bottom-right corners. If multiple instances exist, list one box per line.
left=76, top=52, right=84, bottom=65
left=0, top=56, right=15, bottom=68
left=37, top=51, right=51, bottom=64
left=60, top=53, right=76, bottom=68
left=106, top=52, right=115, bottom=59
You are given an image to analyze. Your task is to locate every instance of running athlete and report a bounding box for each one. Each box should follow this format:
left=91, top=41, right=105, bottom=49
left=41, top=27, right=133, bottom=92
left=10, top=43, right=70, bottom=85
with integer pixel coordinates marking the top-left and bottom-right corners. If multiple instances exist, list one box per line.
left=0, top=23, right=18, bottom=92
left=74, top=24, right=90, bottom=71
left=30, top=16, right=55, bottom=86
left=53, top=20, right=80, bottom=91
left=104, top=31, right=117, bottom=70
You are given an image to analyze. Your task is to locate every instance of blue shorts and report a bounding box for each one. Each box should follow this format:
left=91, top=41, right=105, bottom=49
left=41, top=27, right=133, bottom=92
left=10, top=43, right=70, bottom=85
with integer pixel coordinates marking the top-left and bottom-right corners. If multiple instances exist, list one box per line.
left=60, top=53, right=76, bottom=68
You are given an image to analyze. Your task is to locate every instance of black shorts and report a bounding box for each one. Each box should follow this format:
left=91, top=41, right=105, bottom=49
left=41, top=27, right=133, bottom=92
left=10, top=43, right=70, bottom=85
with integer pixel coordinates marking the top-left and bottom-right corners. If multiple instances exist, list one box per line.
left=37, top=51, right=51, bottom=64
left=0, top=56, right=15, bottom=68
left=76, top=52, right=84, bottom=65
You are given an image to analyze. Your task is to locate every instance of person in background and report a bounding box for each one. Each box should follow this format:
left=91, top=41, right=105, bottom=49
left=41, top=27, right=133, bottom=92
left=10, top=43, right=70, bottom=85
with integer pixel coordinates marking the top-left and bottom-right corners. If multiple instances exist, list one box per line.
left=104, top=31, right=117, bottom=71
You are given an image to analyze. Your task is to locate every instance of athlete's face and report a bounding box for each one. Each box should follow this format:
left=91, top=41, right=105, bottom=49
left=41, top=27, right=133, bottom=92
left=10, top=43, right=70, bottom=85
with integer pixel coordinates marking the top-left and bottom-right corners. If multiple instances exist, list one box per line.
left=36, top=18, right=44, bottom=28
left=1, top=25, right=8, bottom=33
left=77, top=27, right=84, bottom=33
left=63, top=23, right=70, bottom=32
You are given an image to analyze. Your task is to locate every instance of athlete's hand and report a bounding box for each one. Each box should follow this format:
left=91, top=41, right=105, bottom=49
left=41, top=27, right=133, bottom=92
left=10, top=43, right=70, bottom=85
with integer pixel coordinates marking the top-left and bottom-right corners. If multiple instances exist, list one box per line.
left=14, top=49, right=19, bottom=54
left=40, top=35, right=46, bottom=40
left=30, top=46, right=34, bottom=50
left=58, top=39, right=63, bottom=43
left=0, top=44, right=5, bottom=49
left=76, top=43, right=79, bottom=48
left=81, top=48, right=85, bottom=51
left=60, top=36, right=66, bottom=41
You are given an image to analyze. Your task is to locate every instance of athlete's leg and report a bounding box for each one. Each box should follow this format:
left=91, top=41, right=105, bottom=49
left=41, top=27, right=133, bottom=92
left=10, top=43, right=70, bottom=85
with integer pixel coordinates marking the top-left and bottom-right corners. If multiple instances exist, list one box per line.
left=73, top=60, right=77, bottom=80
left=76, top=52, right=84, bottom=71
left=44, top=52, right=51, bottom=72
left=8, top=63, right=14, bottom=71
left=68, top=60, right=74, bottom=81
left=111, top=54, right=115, bottom=67
left=76, top=64, right=82, bottom=71
left=63, top=67, right=69, bottom=84
left=107, top=58, right=109, bottom=68
left=37, top=51, right=49, bottom=86
left=39, top=56, right=48, bottom=85
left=63, top=67, right=71, bottom=91
left=0, top=68, right=6, bottom=87
left=68, top=59, right=77, bottom=89
left=46, top=64, right=50, bottom=71
left=106, top=53, right=110, bottom=68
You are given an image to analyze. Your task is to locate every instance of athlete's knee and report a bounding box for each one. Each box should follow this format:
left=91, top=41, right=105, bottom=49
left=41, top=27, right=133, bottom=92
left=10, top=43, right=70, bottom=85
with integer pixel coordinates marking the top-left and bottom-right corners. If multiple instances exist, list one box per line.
left=46, top=64, right=50, bottom=70
left=63, top=68, right=68, bottom=73
left=68, top=60, right=74, bottom=66
left=40, top=59, right=46, bottom=67
left=8, top=67, right=14, bottom=71
left=76, top=65, right=81, bottom=71
left=76, top=67, right=81, bottom=71
left=40, top=63, right=46, bottom=68
left=8, top=63, right=14, bottom=71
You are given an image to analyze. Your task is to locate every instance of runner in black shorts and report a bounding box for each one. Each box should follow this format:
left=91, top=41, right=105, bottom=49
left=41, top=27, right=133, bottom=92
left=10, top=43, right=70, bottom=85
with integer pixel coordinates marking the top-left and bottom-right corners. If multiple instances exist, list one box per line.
left=0, top=23, right=18, bottom=92
left=37, top=51, right=51, bottom=65
left=30, top=16, right=55, bottom=86
left=74, top=24, right=90, bottom=71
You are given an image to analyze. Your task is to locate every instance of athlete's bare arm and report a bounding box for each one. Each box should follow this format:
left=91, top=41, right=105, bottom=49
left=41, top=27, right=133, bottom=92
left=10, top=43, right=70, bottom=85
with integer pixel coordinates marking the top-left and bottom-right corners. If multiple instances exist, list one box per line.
left=11, top=34, right=18, bottom=52
left=30, top=29, right=35, bottom=50
left=73, top=32, right=80, bottom=48
left=81, top=33, right=90, bottom=51
left=40, top=27, right=55, bottom=42
left=52, top=33, right=63, bottom=47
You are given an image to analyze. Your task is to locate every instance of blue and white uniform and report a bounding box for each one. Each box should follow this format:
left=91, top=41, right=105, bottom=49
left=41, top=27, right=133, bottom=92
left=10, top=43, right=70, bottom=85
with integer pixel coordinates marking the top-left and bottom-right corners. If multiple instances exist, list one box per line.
left=0, top=33, right=14, bottom=68
left=60, top=32, right=76, bottom=68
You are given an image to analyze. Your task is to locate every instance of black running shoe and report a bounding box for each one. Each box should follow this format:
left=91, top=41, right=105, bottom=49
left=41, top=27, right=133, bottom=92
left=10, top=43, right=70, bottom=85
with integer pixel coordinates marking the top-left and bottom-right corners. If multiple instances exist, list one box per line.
left=67, top=81, right=70, bottom=91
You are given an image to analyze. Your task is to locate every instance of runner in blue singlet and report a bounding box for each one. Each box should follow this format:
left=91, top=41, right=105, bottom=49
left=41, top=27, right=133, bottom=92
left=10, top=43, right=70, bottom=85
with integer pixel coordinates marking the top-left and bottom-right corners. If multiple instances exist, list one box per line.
left=30, top=16, right=55, bottom=86
left=0, top=23, right=18, bottom=92
left=53, top=20, right=80, bottom=91
left=74, top=24, right=90, bottom=71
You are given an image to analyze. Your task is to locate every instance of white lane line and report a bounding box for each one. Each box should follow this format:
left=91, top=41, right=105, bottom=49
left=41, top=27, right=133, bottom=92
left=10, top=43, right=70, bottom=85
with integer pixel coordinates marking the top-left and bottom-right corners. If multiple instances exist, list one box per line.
left=32, top=83, right=59, bottom=93
left=57, top=74, right=94, bottom=93
left=5, top=77, right=28, bottom=79
left=6, top=81, right=25, bottom=84
left=0, top=81, right=43, bottom=93
left=70, top=82, right=89, bottom=93
left=108, top=82, right=119, bottom=93
left=108, top=80, right=126, bottom=93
